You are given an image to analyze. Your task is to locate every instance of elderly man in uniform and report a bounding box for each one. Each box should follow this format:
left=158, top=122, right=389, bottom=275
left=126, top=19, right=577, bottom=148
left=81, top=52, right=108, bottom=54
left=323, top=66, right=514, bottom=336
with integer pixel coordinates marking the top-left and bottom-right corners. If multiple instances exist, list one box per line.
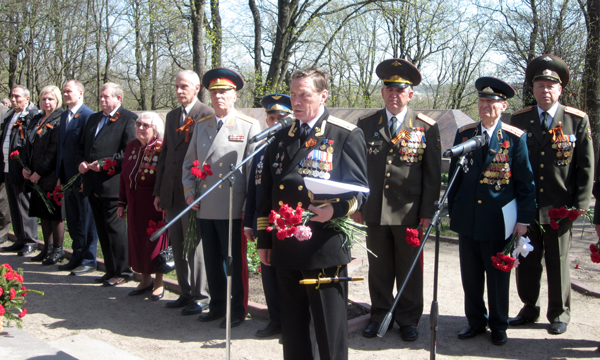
left=353, top=59, right=441, bottom=341
left=154, top=70, right=213, bottom=314
left=182, top=68, right=259, bottom=328
left=243, top=94, right=292, bottom=337
left=509, top=55, right=593, bottom=335
left=256, top=68, right=368, bottom=360
left=449, top=77, right=536, bottom=345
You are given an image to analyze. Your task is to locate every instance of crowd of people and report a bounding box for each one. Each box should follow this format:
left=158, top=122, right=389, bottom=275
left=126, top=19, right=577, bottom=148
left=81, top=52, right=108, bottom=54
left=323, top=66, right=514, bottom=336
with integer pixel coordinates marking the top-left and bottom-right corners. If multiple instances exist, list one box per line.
left=0, top=53, right=598, bottom=360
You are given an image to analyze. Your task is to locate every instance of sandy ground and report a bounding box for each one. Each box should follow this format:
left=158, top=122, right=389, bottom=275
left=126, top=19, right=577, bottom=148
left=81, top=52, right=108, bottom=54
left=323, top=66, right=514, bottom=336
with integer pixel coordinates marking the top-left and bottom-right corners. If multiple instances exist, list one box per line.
left=1, top=217, right=600, bottom=359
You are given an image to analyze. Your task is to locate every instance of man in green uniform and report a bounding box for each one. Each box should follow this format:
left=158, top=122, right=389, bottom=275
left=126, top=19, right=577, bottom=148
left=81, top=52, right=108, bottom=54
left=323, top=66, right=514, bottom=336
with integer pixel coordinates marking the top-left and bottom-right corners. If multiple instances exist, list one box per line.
left=509, top=55, right=594, bottom=335
left=352, top=59, right=441, bottom=341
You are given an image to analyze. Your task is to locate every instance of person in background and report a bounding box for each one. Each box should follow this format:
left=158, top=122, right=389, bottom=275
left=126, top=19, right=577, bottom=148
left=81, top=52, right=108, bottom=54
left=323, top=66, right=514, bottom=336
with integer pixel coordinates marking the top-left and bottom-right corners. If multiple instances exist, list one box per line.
left=244, top=94, right=292, bottom=337
left=22, top=85, right=66, bottom=264
left=0, top=102, right=10, bottom=245
left=118, top=112, right=168, bottom=301
left=2, top=98, right=10, bottom=108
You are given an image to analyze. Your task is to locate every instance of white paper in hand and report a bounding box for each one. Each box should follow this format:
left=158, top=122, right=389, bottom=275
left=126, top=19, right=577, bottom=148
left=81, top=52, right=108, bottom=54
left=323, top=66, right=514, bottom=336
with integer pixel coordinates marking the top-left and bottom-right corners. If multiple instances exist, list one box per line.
left=303, top=177, right=370, bottom=195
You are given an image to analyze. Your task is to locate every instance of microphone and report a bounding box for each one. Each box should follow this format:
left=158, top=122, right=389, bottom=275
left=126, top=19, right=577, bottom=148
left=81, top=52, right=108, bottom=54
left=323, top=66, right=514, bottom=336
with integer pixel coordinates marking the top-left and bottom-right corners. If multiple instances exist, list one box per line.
left=249, top=115, right=294, bottom=144
left=443, top=135, right=486, bottom=158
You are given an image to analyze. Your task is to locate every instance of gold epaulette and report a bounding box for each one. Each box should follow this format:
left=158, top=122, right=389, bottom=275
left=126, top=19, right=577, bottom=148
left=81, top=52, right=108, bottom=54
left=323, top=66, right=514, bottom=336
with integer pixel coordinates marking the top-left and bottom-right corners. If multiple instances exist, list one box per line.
left=236, top=112, right=259, bottom=124
left=512, top=106, right=534, bottom=116
left=197, top=115, right=212, bottom=123
left=417, top=113, right=436, bottom=126
left=359, top=110, right=378, bottom=121
left=501, top=122, right=525, bottom=138
left=458, top=123, right=477, bottom=133
left=328, top=116, right=356, bottom=131
left=565, top=106, right=587, bottom=118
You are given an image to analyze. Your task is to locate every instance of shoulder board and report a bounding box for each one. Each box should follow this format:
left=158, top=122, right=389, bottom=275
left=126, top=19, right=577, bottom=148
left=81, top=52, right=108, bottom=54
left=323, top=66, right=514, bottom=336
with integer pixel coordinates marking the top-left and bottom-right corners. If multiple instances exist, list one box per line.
left=359, top=110, right=378, bottom=120
left=458, top=123, right=477, bottom=133
left=327, top=116, right=356, bottom=131
left=512, top=106, right=534, bottom=116
left=565, top=106, right=586, bottom=118
left=236, top=112, right=259, bottom=124
left=501, top=122, right=525, bottom=137
left=197, top=115, right=212, bottom=123
left=417, top=113, right=436, bottom=126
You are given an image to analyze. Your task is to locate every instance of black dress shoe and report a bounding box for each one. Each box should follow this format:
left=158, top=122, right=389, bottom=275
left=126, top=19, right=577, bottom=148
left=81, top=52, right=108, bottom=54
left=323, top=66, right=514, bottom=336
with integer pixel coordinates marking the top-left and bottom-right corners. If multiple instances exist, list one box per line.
left=255, top=321, right=281, bottom=338
left=220, top=316, right=243, bottom=328
left=42, top=247, right=65, bottom=265
left=128, top=282, right=154, bottom=296
left=18, top=244, right=38, bottom=256
left=58, top=261, right=80, bottom=271
left=509, top=315, right=538, bottom=326
left=1, top=243, right=23, bottom=252
left=181, top=302, right=208, bottom=315
left=400, top=325, right=418, bottom=341
left=70, top=265, right=96, bottom=276
left=150, top=288, right=164, bottom=301
left=31, top=246, right=49, bottom=262
left=549, top=322, right=567, bottom=335
left=491, top=329, right=507, bottom=345
left=94, top=273, right=113, bottom=283
left=362, top=321, right=393, bottom=338
left=458, top=326, right=487, bottom=339
left=166, top=296, right=195, bottom=309
left=198, top=311, right=226, bottom=322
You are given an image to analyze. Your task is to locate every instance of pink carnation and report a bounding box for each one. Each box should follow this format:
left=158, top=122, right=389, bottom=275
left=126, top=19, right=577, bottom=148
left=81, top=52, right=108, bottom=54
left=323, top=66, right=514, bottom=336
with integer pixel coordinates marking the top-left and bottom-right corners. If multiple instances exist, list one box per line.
left=295, top=226, right=312, bottom=241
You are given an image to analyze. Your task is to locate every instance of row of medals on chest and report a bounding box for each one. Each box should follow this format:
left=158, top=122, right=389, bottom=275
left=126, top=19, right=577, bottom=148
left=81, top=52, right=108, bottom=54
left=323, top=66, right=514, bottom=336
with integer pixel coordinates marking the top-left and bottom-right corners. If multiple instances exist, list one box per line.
left=298, top=140, right=334, bottom=179
left=129, top=148, right=158, bottom=180
left=371, top=128, right=426, bottom=163
left=552, top=134, right=575, bottom=166
left=480, top=147, right=511, bottom=191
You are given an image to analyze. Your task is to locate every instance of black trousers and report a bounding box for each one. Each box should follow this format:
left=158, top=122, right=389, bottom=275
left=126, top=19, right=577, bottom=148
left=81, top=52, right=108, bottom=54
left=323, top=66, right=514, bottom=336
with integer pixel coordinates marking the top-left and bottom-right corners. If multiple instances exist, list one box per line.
left=89, top=194, right=131, bottom=277
left=65, top=190, right=98, bottom=267
left=261, top=263, right=280, bottom=324
left=5, top=177, right=37, bottom=245
left=277, top=266, right=348, bottom=360
left=0, top=182, right=12, bottom=238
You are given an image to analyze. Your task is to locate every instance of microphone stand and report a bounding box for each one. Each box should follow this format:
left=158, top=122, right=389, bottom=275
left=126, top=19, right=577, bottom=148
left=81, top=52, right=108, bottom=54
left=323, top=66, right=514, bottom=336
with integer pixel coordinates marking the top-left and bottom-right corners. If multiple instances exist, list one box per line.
left=150, top=136, right=276, bottom=360
left=377, top=154, right=468, bottom=360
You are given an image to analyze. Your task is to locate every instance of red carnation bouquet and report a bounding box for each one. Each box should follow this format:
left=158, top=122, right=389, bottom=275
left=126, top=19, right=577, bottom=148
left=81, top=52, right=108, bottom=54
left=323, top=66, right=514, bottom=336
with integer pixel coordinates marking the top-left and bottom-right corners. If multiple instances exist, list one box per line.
left=548, top=206, right=579, bottom=230
left=55, top=158, right=118, bottom=202
left=490, top=232, right=535, bottom=272
left=590, top=240, right=600, bottom=263
left=266, top=203, right=375, bottom=256
left=146, top=219, right=166, bottom=236
left=10, top=150, right=55, bottom=213
left=0, top=263, right=43, bottom=331
left=406, top=225, right=423, bottom=247
left=184, top=162, right=213, bottom=256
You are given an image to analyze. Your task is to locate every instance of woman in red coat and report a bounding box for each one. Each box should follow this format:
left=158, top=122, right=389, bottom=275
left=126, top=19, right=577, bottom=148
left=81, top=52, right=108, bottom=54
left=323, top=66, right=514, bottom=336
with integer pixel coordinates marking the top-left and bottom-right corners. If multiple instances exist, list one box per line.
left=117, top=112, right=168, bottom=300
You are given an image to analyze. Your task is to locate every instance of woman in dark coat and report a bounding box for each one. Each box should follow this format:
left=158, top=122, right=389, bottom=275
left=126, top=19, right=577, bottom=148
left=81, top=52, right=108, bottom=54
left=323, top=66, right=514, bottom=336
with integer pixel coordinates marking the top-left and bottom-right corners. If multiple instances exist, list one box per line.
left=23, top=85, right=66, bottom=264
left=117, top=112, right=168, bottom=300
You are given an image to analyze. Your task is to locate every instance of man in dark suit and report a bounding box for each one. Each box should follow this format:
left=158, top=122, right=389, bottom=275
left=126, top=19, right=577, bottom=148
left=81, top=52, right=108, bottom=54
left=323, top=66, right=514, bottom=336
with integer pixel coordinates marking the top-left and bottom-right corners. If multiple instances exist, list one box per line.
left=256, top=68, right=368, bottom=360
left=77, top=82, right=137, bottom=286
left=353, top=59, right=441, bottom=341
left=449, top=77, right=536, bottom=346
left=56, top=80, right=98, bottom=275
left=509, top=55, right=594, bottom=335
left=154, top=70, right=213, bottom=314
left=0, top=85, right=39, bottom=255
left=0, top=103, right=10, bottom=245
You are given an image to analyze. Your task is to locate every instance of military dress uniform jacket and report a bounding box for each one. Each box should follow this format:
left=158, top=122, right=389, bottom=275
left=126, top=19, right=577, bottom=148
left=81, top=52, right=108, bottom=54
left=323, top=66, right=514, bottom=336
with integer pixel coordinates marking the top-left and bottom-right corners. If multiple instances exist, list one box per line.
left=510, top=105, right=593, bottom=224
left=256, top=109, right=369, bottom=270
left=448, top=121, right=536, bottom=241
left=357, top=108, right=441, bottom=225
left=154, top=101, right=214, bottom=210
left=181, top=110, right=259, bottom=220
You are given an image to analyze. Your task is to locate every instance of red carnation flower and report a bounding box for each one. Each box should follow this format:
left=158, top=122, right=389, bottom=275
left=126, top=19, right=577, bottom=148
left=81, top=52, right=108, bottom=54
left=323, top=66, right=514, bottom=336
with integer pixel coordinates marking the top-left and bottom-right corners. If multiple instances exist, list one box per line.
left=268, top=210, right=278, bottom=223
left=0, top=304, right=5, bottom=316
left=192, top=160, right=200, bottom=167
left=102, top=162, right=111, bottom=170
left=276, top=218, right=286, bottom=230
left=21, top=286, right=27, bottom=296
left=14, top=273, right=23, bottom=283
left=276, top=230, right=287, bottom=240
left=549, top=219, right=559, bottom=230
left=9, top=288, right=16, bottom=300
left=107, top=169, right=115, bottom=175
left=4, top=271, right=14, bottom=281
left=592, top=252, right=600, bottom=263
left=0, top=287, right=3, bottom=296
left=9, top=150, right=19, bottom=159
left=567, top=210, right=579, bottom=221
left=557, top=206, right=568, bottom=218
left=18, top=308, right=27, bottom=318
left=406, top=228, right=420, bottom=247
left=2, top=263, right=12, bottom=271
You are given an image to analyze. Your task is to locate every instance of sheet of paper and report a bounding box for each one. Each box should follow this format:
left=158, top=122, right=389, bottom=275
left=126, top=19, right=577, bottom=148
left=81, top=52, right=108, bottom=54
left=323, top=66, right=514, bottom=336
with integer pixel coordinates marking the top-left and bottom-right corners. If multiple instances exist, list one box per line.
left=502, top=198, right=517, bottom=240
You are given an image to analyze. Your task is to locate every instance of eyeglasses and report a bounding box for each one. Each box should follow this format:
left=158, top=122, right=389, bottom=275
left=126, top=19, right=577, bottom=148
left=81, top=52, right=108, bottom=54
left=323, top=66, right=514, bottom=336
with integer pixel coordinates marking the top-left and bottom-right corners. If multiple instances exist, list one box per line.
left=135, top=121, right=152, bottom=130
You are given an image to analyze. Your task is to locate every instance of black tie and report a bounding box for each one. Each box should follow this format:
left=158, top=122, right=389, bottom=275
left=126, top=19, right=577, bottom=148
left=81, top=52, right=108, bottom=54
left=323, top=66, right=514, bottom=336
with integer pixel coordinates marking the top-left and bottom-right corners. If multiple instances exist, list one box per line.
left=482, top=131, right=489, bottom=155
left=541, top=111, right=549, bottom=131
left=217, top=119, right=223, bottom=132
left=300, top=123, right=310, bottom=143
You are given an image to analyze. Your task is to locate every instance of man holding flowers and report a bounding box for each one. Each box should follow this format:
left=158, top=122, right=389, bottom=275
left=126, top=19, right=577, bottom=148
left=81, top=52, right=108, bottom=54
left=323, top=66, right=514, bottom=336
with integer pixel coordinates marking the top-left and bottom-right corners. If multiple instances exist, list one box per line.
left=448, top=77, right=536, bottom=346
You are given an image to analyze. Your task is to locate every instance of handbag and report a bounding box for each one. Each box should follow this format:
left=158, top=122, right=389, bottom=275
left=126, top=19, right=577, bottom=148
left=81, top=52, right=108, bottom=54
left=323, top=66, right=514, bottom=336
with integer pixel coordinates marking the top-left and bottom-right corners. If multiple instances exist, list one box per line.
left=157, top=246, right=175, bottom=274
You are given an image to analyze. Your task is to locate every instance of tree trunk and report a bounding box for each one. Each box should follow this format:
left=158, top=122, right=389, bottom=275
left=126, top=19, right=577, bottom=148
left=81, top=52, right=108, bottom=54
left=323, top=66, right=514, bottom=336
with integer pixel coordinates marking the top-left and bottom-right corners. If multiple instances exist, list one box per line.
left=249, top=0, right=262, bottom=107
left=191, top=0, right=207, bottom=103
left=210, top=0, right=222, bottom=68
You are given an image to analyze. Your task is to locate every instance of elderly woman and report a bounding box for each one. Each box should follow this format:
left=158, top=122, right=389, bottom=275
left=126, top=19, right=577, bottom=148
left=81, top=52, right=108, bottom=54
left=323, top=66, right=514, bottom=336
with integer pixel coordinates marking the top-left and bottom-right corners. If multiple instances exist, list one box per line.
left=117, top=112, right=168, bottom=300
left=23, top=85, right=66, bottom=264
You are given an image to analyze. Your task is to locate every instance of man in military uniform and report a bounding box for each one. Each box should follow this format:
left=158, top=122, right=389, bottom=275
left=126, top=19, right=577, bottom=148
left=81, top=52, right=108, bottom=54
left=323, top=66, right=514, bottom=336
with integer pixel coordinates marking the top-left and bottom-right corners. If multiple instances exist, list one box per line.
left=182, top=68, right=260, bottom=328
left=352, top=59, right=441, bottom=341
left=449, top=77, right=536, bottom=346
left=244, top=94, right=292, bottom=338
left=509, top=55, right=594, bottom=335
left=256, top=68, right=368, bottom=360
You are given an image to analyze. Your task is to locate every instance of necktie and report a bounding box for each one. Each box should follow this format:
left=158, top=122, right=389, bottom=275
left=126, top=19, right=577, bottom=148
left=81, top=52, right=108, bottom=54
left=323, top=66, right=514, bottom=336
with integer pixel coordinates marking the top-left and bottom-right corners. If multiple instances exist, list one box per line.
left=300, top=123, right=310, bottom=143
left=390, top=116, right=398, bottom=137
left=181, top=108, right=187, bottom=126
left=217, top=119, right=223, bottom=132
left=482, top=131, right=489, bottom=155
left=541, top=111, right=549, bottom=131
left=95, top=115, right=109, bottom=138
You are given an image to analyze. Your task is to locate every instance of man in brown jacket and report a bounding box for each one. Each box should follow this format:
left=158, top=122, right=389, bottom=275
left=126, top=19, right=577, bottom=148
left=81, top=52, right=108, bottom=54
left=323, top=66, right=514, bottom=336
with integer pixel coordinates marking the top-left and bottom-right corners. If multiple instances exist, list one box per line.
left=154, top=70, right=214, bottom=314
